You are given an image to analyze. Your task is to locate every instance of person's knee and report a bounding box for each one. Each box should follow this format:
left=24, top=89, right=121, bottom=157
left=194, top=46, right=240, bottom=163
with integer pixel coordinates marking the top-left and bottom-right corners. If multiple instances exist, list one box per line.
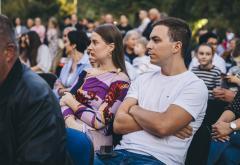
left=221, top=146, right=240, bottom=164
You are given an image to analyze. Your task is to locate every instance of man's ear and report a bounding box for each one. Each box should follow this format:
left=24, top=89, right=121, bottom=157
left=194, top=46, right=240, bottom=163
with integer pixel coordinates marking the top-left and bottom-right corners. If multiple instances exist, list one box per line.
left=5, top=43, right=16, bottom=63
left=172, top=41, right=182, bottom=54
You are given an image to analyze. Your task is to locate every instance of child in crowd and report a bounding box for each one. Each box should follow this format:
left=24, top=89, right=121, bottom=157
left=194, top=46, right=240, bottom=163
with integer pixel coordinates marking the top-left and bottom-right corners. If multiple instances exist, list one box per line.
left=191, top=43, right=222, bottom=99
left=133, top=37, right=159, bottom=74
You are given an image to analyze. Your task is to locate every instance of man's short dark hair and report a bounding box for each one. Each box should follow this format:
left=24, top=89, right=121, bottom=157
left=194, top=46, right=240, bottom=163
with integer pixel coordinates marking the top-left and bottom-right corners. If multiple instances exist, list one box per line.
left=0, top=15, right=16, bottom=48
left=153, top=17, right=191, bottom=57
left=199, top=32, right=218, bottom=45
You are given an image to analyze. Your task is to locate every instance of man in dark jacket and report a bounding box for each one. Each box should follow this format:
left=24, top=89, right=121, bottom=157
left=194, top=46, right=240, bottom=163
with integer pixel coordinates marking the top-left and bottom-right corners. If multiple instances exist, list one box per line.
left=0, top=15, right=72, bottom=165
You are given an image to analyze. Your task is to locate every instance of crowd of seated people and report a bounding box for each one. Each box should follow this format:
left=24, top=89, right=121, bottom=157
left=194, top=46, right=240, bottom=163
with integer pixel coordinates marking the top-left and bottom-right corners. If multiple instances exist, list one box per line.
left=5, top=7, right=240, bottom=165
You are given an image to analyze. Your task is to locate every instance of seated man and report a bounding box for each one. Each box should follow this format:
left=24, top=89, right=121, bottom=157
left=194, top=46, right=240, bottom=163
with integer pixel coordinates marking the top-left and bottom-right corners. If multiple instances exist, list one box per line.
left=95, top=17, right=208, bottom=164
left=0, top=15, right=72, bottom=165
left=207, top=90, right=240, bottom=165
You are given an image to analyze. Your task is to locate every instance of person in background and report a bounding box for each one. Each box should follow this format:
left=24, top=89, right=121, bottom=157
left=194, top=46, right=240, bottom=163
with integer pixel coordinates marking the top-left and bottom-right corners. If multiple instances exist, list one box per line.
left=117, top=15, right=132, bottom=37
left=123, top=30, right=141, bottom=63
left=189, top=32, right=226, bottom=74
left=221, top=38, right=239, bottom=70
left=46, top=17, right=60, bottom=60
left=14, top=17, right=28, bottom=39
left=18, top=33, right=30, bottom=67
left=191, top=43, right=222, bottom=99
left=53, top=26, right=76, bottom=76
left=27, top=31, right=52, bottom=73
left=86, top=19, right=95, bottom=38
left=104, top=14, right=114, bottom=24
left=53, top=30, right=91, bottom=98
left=142, top=8, right=161, bottom=40
left=26, top=18, right=34, bottom=29
left=136, top=10, right=150, bottom=34
left=31, top=17, right=46, bottom=43
left=226, top=56, right=240, bottom=87
left=0, top=14, right=72, bottom=165
left=133, top=37, right=159, bottom=74
left=226, top=41, right=240, bottom=80
left=71, top=13, right=85, bottom=32
left=212, top=40, right=240, bottom=102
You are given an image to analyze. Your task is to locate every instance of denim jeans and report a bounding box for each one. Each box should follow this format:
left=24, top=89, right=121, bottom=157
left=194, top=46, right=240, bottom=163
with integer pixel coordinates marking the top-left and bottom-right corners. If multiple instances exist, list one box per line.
left=66, top=128, right=93, bottom=165
left=207, top=131, right=240, bottom=165
left=94, top=149, right=165, bottom=165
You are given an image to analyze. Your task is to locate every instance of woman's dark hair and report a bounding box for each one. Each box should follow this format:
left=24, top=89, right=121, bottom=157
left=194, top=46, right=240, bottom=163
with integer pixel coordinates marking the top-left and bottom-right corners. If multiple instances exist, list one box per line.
left=67, top=30, right=90, bottom=53
left=27, top=31, right=41, bottom=66
left=19, top=33, right=30, bottom=60
left=94, top=24, right=128, bottom=75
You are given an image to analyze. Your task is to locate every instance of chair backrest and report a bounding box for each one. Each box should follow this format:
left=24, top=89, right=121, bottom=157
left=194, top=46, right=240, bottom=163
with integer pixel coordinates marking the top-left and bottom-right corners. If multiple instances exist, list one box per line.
left=66, top=128, right=94, bottom=165
left=38, top=73, right=57, bottom=89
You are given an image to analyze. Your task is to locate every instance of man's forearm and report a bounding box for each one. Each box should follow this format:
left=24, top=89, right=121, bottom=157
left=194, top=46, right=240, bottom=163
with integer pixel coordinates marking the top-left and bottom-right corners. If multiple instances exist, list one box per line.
left=113, top=112, right=142, bottom=134
left=129, top=105, right=193, bottom=138
left=129, top=105, right=167, bottom=137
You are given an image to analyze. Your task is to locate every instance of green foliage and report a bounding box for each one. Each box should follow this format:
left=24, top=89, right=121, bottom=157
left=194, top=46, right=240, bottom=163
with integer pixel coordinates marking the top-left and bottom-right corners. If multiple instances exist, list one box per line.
left=1, top=0, right=240, bottom=35
left=2, top=0, right=60, bottom=22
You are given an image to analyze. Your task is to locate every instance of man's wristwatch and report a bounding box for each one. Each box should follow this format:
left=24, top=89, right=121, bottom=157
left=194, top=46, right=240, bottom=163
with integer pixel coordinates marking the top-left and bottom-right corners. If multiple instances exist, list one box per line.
left=230, top=122, right=237, bottom=130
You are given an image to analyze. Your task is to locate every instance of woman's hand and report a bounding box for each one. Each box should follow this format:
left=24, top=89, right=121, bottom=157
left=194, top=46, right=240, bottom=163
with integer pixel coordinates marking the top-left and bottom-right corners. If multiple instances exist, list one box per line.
left=60, top=92, right=80, bottom=112
left=212, top=87, right=236, bottom=103
left=212, top=121, right=233, bottom=140
left=58, top=88, right=69, bottom=96
left=65, top=115, right=83, bottom=131
left=60, top=92, right=75, bottom=105
left=226, top=75, right=240, bottom=85
left=55, top=81, right=69, bottom=96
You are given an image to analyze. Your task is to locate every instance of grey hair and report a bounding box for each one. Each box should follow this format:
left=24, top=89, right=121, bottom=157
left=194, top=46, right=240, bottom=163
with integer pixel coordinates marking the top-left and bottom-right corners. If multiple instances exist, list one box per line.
left=0, top=15, right=17, bottom=46
left=123, top=30, right=141, bottom=46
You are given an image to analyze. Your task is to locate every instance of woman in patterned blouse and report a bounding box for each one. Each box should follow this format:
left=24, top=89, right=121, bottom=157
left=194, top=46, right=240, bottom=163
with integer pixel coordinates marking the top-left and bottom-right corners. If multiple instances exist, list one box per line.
left=60, top=24, right=130, bottom=150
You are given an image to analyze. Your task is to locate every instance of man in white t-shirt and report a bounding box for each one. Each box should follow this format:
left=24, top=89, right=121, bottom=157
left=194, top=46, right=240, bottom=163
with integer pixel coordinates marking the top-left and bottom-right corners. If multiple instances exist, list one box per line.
left=95, top=17, right=208, bottom=165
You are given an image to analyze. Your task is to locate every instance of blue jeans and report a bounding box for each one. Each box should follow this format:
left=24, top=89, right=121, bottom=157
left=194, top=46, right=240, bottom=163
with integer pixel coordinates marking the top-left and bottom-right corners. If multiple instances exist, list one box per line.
left=207, top=131, right=240, bottom=165
left=94, top=149, right=165, bottom=165
left=66, top=128, right=93, bottom=165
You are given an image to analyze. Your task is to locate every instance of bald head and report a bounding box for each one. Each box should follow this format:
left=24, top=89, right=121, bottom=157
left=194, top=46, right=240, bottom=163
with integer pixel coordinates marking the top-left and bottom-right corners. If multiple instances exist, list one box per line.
left=149, top=8, right=160, bottom=21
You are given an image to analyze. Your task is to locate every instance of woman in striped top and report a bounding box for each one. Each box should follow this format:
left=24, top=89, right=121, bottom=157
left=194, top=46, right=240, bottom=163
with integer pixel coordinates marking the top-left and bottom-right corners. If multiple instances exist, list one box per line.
left=191, top=43, right=222, bottom=99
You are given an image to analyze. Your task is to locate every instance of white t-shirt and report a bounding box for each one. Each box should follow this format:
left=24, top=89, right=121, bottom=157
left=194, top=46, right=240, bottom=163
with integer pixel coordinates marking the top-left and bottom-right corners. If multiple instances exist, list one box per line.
left=36, top=44, right=52, bottom=73
left=132, top=56, right=160, bottom=74
left=189, top=53, right=226, bottom=74
left=125, top=61, right=139, bottom=81
left=116, top=70, right=208, bottom=165
left=137, top=18, right=150, bottom=34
